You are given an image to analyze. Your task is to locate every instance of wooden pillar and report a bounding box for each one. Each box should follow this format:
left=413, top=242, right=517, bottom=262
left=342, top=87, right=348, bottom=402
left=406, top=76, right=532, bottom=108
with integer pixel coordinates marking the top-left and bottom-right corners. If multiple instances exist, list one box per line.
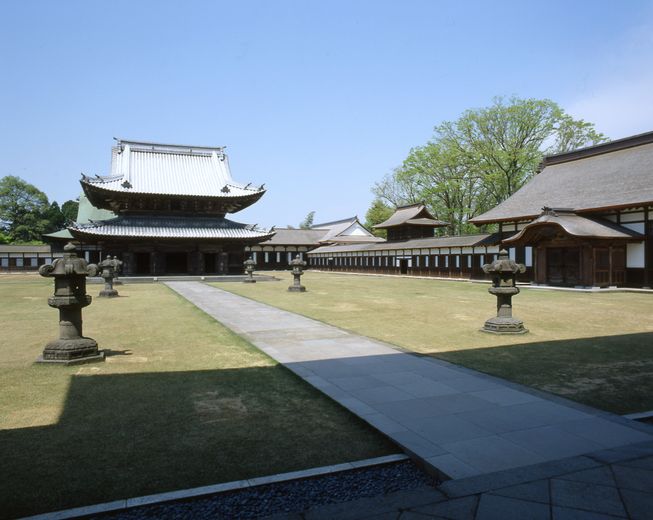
left=645, top=207, right=651, bottom=288
left=122, top=251, right=134, bottom=276
left=150, top=251, right=157, bottom=275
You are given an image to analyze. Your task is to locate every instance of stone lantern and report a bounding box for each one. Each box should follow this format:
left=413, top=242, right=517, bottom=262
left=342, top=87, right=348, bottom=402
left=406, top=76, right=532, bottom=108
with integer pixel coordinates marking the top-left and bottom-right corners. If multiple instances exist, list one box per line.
left=38, top=242, right=104, bottom=364
left=111, top=256, right=124, bottom=285
left=98, top=256, right=119, bottom=297
left=481, top=249, right=528, bottom=334
left=288, top=256, right=307, bottom=292
left=243, top=257, right=257, bottom=283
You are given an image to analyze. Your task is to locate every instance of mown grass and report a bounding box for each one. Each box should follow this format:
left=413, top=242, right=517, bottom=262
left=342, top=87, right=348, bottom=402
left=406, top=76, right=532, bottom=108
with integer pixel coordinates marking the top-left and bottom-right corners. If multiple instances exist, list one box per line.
left=221, top=271, right=653, bottom=415
left=0, top=276, right=397, bottom=519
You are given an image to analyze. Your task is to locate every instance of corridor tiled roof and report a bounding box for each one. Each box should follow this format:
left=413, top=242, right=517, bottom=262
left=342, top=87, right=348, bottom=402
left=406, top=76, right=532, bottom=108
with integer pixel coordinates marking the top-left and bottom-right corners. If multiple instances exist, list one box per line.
left=309, top=233, right=496, bottom=254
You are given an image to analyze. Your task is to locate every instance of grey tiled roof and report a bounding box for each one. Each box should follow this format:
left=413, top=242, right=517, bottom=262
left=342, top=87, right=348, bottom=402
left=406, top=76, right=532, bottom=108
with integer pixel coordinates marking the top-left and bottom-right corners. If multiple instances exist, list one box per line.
left=82, top=140, right=264, bottom=199
left=257, top=225, right=384, bottom=247
left=258, top=228, right=326, bottom=246
left=308, top=234, right=494, bottom=255
left=0, top=245, right=51, bottom=253
left=69, top=216, right=274, bottom=241
left=472, top=137, right=653, bottom=223
left=311, top=216, right=357, bottom=229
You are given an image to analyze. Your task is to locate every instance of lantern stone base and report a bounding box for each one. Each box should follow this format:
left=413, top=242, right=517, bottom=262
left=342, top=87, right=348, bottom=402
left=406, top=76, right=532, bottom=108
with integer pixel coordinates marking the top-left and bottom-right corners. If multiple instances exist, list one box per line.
left=37, top=338, right=105, bottom=365
left=288, top=285, right=306, bottom=292
left=243, top=278, right=256, bottom=284
left=481, top=317, right=528, bottom=334
left=99, top=289, right=119, bottom=297
left=36, top=352, right=106, bottom=365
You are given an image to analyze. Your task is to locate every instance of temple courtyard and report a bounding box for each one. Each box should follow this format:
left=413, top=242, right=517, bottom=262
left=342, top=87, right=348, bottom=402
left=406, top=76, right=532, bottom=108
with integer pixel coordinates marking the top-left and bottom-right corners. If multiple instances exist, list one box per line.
left=222, top=271, right=653, bottom=415
left=2, top=272, right=653, bottom=518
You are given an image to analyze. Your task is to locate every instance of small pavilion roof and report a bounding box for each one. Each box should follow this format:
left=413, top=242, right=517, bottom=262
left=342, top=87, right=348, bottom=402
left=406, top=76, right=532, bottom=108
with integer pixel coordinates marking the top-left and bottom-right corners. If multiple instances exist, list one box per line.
left=374, top=203, right=448, bottom=229
left=43, top=194, right=117, bottom=241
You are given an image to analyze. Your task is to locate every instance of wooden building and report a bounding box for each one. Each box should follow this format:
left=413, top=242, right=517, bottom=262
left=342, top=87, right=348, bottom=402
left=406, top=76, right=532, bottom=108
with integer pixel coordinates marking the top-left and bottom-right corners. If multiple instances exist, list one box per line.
left=470, top=131, right=653, bottom=288
left=246, top=217, right=383, bottom=269
left=307, top=203, right=511, bottom=279
left=0, top=245, right=61, bottom=271
left=61, top=139, right=274, bottom=275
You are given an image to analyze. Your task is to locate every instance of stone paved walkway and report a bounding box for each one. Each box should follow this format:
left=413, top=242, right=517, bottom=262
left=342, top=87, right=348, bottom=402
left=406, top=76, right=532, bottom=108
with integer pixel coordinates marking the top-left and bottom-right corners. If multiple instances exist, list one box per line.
left=167, top=281, right=653, bottom=482
left=282, top=441, right=653, bottom=519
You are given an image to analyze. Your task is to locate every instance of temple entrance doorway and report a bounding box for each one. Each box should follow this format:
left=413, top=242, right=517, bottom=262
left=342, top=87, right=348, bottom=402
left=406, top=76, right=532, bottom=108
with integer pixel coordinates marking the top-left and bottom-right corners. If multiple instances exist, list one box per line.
left=546, top=247, right=580, bottom=286
left=399, top=259, right=408, bottom=274
left=204, top=253, right=218, bottom=274
left=165, top=252, right=187, bottom=274
left=134, top=252, right=151, bottom=274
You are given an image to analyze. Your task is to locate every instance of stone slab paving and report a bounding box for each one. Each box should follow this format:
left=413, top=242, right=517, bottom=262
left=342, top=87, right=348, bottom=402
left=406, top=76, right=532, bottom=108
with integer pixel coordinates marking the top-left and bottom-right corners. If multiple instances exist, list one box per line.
left=167, top=282, right=653, bottom=482
left=268, top=442, right=653, bottom=519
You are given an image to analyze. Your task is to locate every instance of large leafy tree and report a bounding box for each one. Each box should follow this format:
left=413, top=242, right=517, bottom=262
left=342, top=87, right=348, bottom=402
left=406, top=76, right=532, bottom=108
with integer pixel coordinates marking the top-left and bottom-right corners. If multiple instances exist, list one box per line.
left=369, top=97, right=608, bottom=235
left=436, top=96, right=607, bottom=205
left=0, top=176, right=51, bottom=242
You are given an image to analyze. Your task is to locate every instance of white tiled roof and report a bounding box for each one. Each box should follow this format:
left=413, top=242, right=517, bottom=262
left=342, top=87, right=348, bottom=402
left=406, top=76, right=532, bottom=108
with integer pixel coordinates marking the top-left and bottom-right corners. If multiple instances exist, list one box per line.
left=83, top=140, right=264, bottom=198
left=69, top=216, right=274, bottom=240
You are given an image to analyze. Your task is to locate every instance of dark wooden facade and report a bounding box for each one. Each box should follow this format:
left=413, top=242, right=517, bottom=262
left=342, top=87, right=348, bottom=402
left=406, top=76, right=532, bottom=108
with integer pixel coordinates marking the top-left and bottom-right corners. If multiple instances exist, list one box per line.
left=499, top=207, right=650, bottom=288
left=309, top=242, right=534, bottom=282
left=92, top=241, right=247, bottom=276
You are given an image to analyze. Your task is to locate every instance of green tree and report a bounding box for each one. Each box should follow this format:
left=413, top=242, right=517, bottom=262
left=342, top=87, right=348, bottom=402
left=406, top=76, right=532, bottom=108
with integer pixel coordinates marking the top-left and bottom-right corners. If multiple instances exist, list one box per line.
left=436, top=96, right=607, bottom=205
left=42, top=202, right=67, bottom=234
left=375, top=97, right=608, bottom=235
left=299, top=211, right=315, bottom=229
left=371, top=167, right=421, bottom=208
left=364, top=198, right=394, bottom=238
left=399, top=142, right=485, bottom=236
left=61, top=199, right=79, bottom=223
left=0, top=176, right=50, bottom=242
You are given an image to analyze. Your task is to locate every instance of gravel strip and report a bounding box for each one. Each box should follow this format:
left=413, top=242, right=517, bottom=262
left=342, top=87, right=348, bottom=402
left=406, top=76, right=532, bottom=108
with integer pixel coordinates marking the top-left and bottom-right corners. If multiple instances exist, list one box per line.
left=93, top=460, right=438, bottom=519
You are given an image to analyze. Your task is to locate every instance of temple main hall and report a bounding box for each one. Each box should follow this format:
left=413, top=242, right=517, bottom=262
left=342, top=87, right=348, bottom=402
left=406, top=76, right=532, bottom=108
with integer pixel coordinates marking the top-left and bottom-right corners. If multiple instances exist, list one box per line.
left=64, top=139, right=275, bottom=276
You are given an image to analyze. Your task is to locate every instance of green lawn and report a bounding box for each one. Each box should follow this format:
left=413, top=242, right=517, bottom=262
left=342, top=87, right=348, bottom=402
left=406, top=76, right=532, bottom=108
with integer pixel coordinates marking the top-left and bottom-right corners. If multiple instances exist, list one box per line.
left=0, top=277, right=397, bottom=519
left=221, top=271, right=653, bottom=415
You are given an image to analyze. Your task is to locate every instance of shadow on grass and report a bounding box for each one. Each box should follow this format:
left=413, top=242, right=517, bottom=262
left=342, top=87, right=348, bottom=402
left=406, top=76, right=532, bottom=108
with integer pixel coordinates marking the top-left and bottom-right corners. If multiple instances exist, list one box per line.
left=103, top=349, right=133, bottom=357
left=433, top=331, right=653, bottom=416
left=1, top=366, right=396, bottom=519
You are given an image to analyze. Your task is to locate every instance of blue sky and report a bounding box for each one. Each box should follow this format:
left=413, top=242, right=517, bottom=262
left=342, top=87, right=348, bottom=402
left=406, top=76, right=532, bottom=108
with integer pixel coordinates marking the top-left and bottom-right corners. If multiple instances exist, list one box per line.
left=1, top=0, right=652, bottom=228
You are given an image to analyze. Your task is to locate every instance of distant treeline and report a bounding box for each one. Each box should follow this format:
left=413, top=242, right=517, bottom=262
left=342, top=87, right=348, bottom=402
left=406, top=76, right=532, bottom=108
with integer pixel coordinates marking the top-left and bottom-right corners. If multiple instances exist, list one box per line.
left=0, top=175, right=78, bottom=244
